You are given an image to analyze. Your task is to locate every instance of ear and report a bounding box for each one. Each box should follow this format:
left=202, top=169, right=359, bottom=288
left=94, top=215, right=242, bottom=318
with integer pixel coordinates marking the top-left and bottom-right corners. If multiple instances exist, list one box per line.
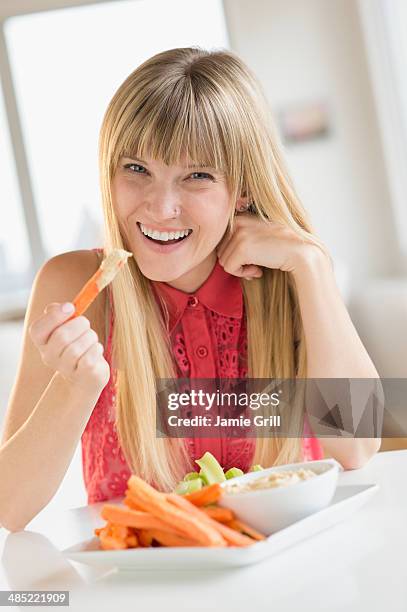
left=235, top=195, right=251, bottom=212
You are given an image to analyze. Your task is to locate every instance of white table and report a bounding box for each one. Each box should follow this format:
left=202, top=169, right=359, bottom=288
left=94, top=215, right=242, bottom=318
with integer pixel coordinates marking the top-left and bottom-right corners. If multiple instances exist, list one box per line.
left=0, top=450, right=406, bottom=612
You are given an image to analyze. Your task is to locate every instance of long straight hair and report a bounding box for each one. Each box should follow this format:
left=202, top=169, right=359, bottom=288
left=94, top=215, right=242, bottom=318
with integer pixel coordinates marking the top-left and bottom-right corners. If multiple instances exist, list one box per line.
left=98, top=47, right=325, bottom=490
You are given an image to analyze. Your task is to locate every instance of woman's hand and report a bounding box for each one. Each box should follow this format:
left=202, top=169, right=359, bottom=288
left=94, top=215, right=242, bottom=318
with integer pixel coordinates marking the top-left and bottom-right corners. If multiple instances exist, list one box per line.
left=216, top=213, right=328, bottom=279
left=29, top=303, right=110, bottom=392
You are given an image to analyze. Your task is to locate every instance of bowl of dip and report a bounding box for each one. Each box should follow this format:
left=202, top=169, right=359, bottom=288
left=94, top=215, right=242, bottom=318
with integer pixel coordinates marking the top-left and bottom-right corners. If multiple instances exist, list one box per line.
left=218, top=459, right=339, bottom=535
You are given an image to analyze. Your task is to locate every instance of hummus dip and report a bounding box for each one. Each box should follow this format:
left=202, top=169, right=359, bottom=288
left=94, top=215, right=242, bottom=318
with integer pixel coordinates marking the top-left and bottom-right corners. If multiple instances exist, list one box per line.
left=225, top=468, right=317, bottom=494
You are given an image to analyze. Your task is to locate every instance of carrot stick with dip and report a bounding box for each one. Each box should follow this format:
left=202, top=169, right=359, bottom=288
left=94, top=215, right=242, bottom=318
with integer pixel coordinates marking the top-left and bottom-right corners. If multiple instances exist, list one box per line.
left=68, top=248, right=132, bottom=318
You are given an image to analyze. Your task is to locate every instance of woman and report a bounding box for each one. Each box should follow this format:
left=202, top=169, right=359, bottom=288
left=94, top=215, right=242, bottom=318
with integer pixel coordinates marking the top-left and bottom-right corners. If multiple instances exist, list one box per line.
left=0, top=47, right=380, bottom=531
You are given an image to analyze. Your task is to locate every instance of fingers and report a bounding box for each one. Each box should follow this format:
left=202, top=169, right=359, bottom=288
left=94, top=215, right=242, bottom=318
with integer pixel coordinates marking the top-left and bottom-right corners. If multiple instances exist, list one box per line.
left=218, top=248, right=263, bottom=279
left=215, top=231, right=231, bottom=262
left=216, top=232, right=234, bottom=267
left=29, top=301, right=95, bottom=374
left=240, top=264, right=263, bottom=279
left=76, top=341, right=105, bottom=373
left=29, top=301, right=110, bottom=391
left=60, top=339, right=107, bottom=388
left=217, top=234, right=262, bottom=279
left=217, top=220, right=250, bottom=272
left=45, top=316, right=91, bottom=362
left=30, top=302, right=76, bottom=347
left=59, top=328, right=100, bottom=373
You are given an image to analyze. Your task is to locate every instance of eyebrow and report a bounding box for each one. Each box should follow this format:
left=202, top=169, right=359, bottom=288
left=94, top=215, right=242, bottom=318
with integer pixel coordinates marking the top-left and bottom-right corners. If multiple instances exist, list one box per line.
left=122, top=156, right=220, bottom=172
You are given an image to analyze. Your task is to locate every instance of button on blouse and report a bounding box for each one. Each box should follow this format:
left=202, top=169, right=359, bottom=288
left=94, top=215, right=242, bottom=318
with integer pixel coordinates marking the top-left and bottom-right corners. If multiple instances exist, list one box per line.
left=152, top=260, right=246, bottom=380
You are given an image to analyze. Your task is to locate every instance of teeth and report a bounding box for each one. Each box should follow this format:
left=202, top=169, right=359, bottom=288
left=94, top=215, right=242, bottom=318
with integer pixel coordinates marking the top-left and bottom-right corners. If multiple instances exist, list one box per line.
left=140, top=223, right=192, bottom=242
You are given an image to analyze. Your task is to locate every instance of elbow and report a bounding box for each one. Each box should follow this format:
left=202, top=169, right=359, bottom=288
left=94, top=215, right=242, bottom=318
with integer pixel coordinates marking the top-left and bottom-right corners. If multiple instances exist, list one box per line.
left=0, top=514, right=29, bottom=533
left=340, top=456, right=368, bottom=471
left=340, top=439, right=381, bottom=471
left=0, top=498, right=38, bottom=532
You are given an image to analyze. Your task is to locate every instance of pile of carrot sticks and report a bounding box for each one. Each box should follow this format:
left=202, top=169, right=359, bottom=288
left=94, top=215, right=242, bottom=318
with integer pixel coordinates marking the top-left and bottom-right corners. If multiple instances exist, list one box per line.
left=94, top=475, right=265, bottom=549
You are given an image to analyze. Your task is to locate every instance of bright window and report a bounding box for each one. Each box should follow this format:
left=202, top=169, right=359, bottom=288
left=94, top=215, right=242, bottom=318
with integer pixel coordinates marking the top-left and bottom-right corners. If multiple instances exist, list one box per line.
left=0, top=85, right=30, bottom=288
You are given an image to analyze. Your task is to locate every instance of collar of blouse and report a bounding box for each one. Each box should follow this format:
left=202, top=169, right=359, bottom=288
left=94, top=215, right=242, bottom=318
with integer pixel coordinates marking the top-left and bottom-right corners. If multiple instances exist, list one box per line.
left=151, top=260, right=243, bottom=333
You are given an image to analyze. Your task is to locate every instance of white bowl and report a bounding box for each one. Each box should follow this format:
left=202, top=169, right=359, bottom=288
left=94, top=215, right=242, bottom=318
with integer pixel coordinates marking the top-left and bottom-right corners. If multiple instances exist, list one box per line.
left=218, top=459, right=339, bottom=535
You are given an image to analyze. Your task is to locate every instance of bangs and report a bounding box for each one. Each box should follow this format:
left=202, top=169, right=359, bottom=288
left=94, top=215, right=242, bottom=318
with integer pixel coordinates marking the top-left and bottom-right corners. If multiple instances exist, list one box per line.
left=114, top=75, right=242, bottom=193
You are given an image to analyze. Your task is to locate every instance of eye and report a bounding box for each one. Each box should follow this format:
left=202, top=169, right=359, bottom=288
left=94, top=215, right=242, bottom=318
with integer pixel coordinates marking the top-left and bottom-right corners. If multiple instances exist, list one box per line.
left=123, top=163, right=148, bottom=174
left=189, top=172, right=215, bottom=181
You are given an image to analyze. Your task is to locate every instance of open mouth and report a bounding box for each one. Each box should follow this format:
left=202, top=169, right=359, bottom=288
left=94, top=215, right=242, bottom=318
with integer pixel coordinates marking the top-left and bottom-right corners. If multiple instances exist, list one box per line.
left=137, top=222, right=193, bottom=246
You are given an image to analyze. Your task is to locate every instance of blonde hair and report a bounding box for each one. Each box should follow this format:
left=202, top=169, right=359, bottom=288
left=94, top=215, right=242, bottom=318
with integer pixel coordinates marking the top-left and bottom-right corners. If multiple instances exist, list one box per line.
left=98, top=47, right=323, bottom=490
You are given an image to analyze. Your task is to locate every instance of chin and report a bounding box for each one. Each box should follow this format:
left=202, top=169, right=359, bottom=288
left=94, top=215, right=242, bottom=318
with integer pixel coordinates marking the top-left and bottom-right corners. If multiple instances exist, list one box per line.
left=136, top=260, right=188, bottom=283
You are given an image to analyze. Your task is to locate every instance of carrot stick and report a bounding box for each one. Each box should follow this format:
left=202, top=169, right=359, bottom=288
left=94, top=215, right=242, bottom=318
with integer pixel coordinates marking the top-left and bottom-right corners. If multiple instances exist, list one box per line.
left=110, top=523, right=130, bottom=540
left=96, top=521, right=140, bottom=549
left=141, top=529, right=201, bottom=547
left=138, top=530, right=154, bottom=547
left=226, top=519, right=266, bottom=541
left=167, top=494, right=254, bottom=547
left=202, top=506, right=235, bottom=523
left=124, top=493, right=199, bottom=537
left=126, top=533, right=139, bottom=548
left=124, top=492, right=150, bottom=512
left=99, top=534, right=128, bottom=550
left=71, top=274, right=102, bottom=317
left=128, top=475, right=226, bottom=547
left=101, top=504, right=178, bottom=532
left=184, top=484, right=222, bottom=507
left=95, top=478, right=262, bottom=550
left=210, top=521, right=256, bottom=547
left=98, top=526, right=128, bottom=550
left=128, top=476, right=226, bottom=547
left=69, top=249, right=132, bottom=318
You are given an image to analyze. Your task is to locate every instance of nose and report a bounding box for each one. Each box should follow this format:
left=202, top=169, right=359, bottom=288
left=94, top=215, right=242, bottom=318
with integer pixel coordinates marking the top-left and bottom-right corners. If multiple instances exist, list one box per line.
left=144, top=185, right=181, bottom=221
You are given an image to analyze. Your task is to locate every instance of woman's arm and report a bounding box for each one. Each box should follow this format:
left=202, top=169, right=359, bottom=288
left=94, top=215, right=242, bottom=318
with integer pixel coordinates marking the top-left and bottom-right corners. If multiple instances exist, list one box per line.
left=0, top=372, right=104, bottom=531
left=0, top=251, right=109, bottom=531
left=216, top=215, right=382, bottom=468
left=292, top=249, right=381, bottom=468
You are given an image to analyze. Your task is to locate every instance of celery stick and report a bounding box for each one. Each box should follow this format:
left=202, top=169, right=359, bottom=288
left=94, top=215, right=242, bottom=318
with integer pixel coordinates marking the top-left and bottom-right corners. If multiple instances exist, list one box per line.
left=225, top=467, right=244, bottom=480
left=195, top=451, right=226, bottom=484
left=250, top=464, right=264, bottom=472
left=175, top=477, right=203, bottom=495
left=174, top=481, right=190, bottom=495
left=184, top=471, right=200, bottom=481
left=199, top=469, right=209, bottom=485
left=185, top=478, right=203, bottom=493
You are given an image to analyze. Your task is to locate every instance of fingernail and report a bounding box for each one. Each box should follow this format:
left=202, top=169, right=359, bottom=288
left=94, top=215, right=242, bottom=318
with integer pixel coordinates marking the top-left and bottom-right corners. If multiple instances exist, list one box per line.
left=61, top=302, right=75, bottom=314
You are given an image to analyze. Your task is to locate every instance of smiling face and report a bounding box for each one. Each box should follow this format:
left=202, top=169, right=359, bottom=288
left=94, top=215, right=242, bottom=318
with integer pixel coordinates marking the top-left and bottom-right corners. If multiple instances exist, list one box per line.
left=111, top=155, right=233, bottom=292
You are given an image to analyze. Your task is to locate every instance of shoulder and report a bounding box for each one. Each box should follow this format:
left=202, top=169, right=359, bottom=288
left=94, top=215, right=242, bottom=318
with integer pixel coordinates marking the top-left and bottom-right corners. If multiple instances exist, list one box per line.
left=36, top=249, right=100, bottom=293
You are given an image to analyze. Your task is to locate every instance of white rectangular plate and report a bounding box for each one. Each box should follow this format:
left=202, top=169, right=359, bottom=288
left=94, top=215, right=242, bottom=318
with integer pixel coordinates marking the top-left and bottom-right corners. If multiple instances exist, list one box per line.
left=62, top=484, right=378, bottom=570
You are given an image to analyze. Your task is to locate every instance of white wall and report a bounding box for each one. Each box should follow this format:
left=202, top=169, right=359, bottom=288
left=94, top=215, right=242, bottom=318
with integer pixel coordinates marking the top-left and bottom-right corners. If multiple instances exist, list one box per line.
left=223, top=0, right=401, bottom=285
